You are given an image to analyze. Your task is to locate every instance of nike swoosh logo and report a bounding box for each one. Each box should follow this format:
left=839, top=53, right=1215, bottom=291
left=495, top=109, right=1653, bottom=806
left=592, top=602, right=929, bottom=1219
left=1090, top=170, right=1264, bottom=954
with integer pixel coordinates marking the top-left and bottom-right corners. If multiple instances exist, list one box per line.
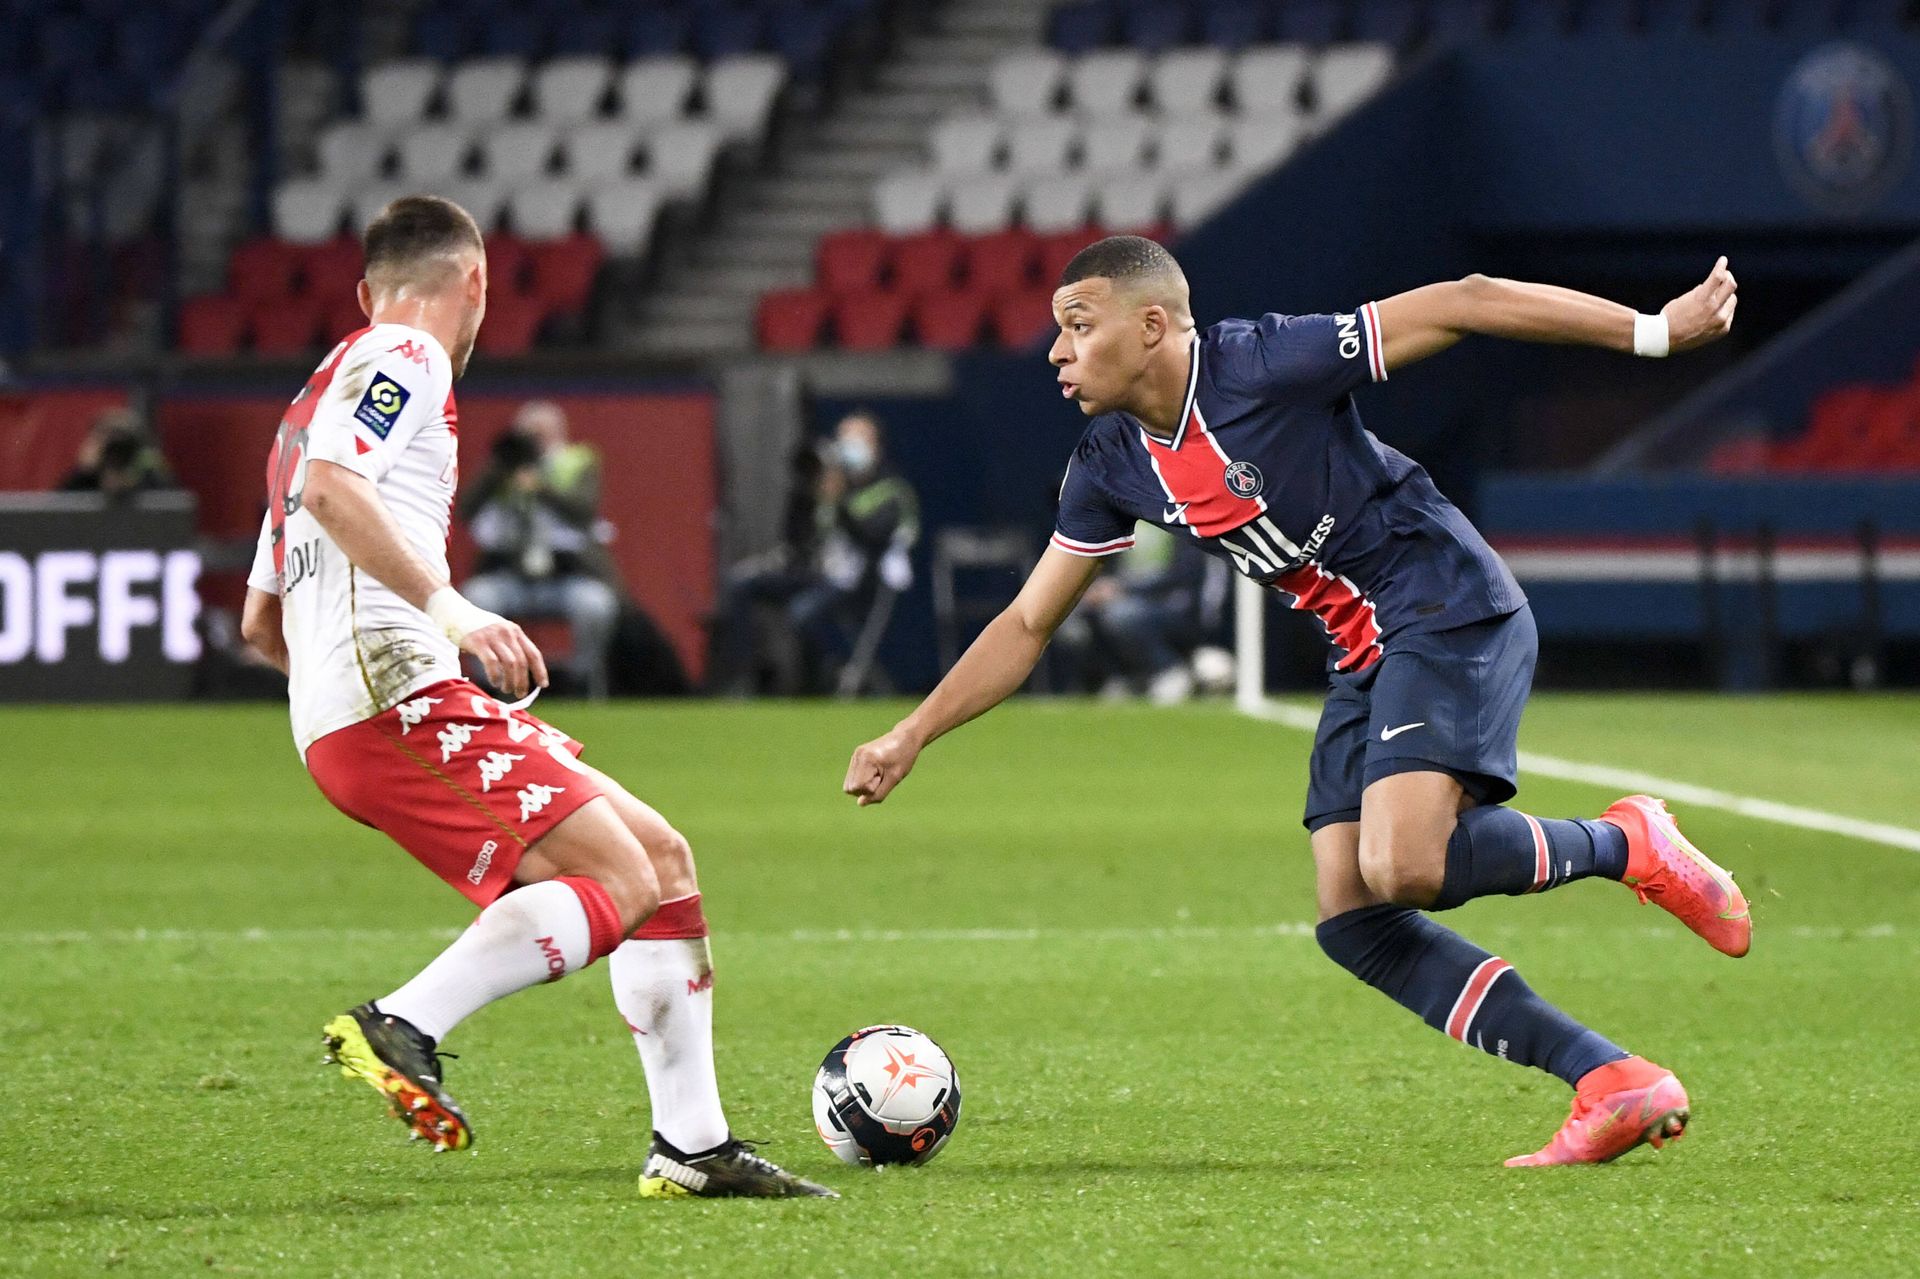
left=1164, top=503, right=1189, bottom=523
left=1380, top=722, right=1426, bottom=741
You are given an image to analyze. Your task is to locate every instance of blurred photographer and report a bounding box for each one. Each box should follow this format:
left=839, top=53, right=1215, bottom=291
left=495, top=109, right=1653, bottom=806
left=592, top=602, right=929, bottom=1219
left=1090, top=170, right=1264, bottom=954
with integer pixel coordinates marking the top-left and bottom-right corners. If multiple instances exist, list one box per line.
left=59, top=407, right=175, bottom=499
left=459, top=401, right=619, bottom=697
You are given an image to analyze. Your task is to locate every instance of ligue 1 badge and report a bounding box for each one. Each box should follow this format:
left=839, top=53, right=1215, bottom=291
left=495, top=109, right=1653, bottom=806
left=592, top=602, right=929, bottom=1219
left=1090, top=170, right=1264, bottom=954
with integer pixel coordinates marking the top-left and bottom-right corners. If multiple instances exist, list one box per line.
left=1224, top=459, right=1264, bottom=499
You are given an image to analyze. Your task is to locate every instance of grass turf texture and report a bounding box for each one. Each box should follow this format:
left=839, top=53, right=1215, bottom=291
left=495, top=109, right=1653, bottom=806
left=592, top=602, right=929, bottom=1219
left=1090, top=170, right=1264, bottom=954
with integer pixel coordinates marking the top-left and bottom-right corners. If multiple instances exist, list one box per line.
left=3, top=695, right=1917, bottom=1277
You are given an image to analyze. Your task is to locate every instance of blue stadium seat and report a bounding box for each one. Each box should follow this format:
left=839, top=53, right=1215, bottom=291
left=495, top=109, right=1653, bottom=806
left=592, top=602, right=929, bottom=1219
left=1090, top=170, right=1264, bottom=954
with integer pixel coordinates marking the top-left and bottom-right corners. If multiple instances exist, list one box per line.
left=1507, top=0, right=1572, bottom=35
left=38, top=13, right=104, bottom=74
left=551, top=7, right=623, bottom=57
left=769, top=6, right=837, bottom=80
left=116, top=9, right=188, bottom=81
left=692, top=6, right=766, bottom=60
left=1198, top=0, right=1271, bottom=48
left=1050, top=2, right=1118, bottom=53
left=1424, top=0, right=1500, bottom=44
left=625, top=9, right=691, bottom=58
left=481, top=11, right=548, bottom=58
left=1350, top=0, right=1421, bottom=45
left=1273, top=0, right=1344, bottom=44
left=413, top=6, right=472, bottom=62
left=1121, top=0, right=1193, bottom=51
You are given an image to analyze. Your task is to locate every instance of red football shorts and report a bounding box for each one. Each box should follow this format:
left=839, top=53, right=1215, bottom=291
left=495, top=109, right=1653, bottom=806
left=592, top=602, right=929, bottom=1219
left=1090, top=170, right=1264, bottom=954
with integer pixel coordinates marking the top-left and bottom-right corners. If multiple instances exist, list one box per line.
left=305, top=678, right=604, bottom=906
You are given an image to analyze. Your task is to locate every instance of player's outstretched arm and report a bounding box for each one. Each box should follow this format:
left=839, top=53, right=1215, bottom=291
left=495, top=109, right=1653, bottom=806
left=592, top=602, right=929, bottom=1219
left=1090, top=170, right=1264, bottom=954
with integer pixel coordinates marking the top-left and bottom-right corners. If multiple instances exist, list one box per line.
left=1373, top=257, right=1737, bottom=372
left=302, top=459, right=549, bottom=697
left=843, top=546, right=1100, bottom=806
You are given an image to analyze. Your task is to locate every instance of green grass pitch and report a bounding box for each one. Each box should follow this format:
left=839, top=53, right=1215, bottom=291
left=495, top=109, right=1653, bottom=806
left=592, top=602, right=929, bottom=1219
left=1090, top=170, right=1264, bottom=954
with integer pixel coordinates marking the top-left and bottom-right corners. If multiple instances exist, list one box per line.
left=3, top=695, right=1917, bottom=1277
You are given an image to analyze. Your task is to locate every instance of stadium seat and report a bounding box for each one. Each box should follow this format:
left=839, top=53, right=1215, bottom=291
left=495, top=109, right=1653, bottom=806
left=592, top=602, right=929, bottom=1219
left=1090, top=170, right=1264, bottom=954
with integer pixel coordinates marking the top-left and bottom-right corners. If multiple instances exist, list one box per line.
left=1024, top=174, right=1096, bottom=234
left=817, top=228, right=891, bottom=296
left=1170, top=167, right=1249, bottom=228
left=1227, top=115, right=1305, bottom=171
left=273, top=178, right=349, bottom=243
left=412, top=4, right=471, bottom=62
left=1038, top=228, right=1104, bottom=283
left=1424, top=0, right=1500, bottom=45
left=1639, top=0, right=1699, bottom=34
left=768, top=5, right=838, bottom=80
left=525, top=233, right=604, bottom=310
left=988, top=51, right=1066, bottom=117
left=930, top=115, right=1004, bottom=176
left=913, top=289, right=990, bottom=351
left=438, top=178, right=508, bottom=230
left=474, top=289, right=546, bottom=355
left=705, top=54, right=787, bottom=142
left=1123, top=1, right=1194, bottom=53
left=991, top=287, right=1058, bottom=348
left=1506, top=0, right=1572, bottom=36
left=758, top=287, right=831, bottom=350
left=361, top=60, right=443, bottom=129
left=508, top=182, right=583, bottom=239
left=622, top=7, right=689, bottom=57
left=227, top=236, right=303, bottom=303
left=618, top=56, right=699, bottom=124
left=395, top=122, right=474, bottom=184
left=873, top=169, right=944, bottom=234
left=964, top=227, right=1041, bottom=295
left=550, top=9, right=622, bottom=58
left=1050, top=2, right=1117, bottom=54
left=316, top=121, right=392, bottom=184
left=833, top=289, right=911, bottom=350
left=890, top=230, right=965, bottom=297
left=1094, top=171, right=1170, bottom=230
left=478, top=121, right=556, bottom=183
left=1079, top=114, right=1152, bottom=174
left=643, top=120, right=722, bottom=199
left=349, top=182, right=412, bottom=233
left=300, top=235, right=363, bottom=299
left=1155, top=114, right=1230, bottom=172
left=446, top=56, right=527, bottom=124
left=1003, top=115, right=1078, bottom=176
left=1313, top=44, right=1394, bottom=123
left=322, top=295, right=368, bottom=341
left=1274, top=0, right=1344, bottom=44
left=947, top=173, right=1021, bottom=235
left=1148, top=47, right=1227, bottom=115
left=484, top=231, right=533, bottom=294
left=1066, top=50, right=1147, bottom=116
left=564, top=121, right=643, bottom=181
left=177, top=294, right=246, bottom=356
left=250, top=296, right=323, bottom=356
left=1231, top=44, right=1310, bottom=116
left=532, top=56, right=614, bottom=125
left=1200, top=0, right=1272, bottom=50
left=584, top=180, right=663, bottom=252
left=480, top=11, right=546, bottom=59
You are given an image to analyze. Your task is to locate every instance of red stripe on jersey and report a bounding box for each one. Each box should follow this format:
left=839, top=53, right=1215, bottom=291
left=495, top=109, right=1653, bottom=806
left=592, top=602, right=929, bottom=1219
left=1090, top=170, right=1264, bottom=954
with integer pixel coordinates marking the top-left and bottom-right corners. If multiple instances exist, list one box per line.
left=1138, top=410, right=1263, bottom=537
left=1445, top=957, right=1512, bottom=1042
left=1272, top=563, right=1383, bottom=672
left=264, top=328, right=370, bottom=574
left=443, top=389, right=458, bottom=436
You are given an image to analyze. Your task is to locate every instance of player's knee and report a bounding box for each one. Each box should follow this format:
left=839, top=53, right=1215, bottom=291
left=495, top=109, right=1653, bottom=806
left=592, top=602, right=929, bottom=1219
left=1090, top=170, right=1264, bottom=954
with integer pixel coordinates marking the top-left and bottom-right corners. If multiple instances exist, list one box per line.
left=645, top=825, right=697, bottom=897
left=601, top=848, right=661, bottom=933
left=1356, top=835, right=1442, bottom=907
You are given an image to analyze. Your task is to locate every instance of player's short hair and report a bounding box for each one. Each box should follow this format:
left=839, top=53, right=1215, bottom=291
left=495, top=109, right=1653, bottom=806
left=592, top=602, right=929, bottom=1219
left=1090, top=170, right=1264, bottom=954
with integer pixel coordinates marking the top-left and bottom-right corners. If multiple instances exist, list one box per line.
left=362, top=195, right=483, bottom=288
left=1057, top=235, right=1182, bottom=290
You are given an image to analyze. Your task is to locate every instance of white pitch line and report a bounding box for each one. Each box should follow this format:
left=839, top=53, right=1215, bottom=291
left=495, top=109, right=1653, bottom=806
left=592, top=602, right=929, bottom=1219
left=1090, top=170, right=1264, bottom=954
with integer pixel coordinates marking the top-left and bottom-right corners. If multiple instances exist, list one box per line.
left=1242, top=699, right=1920, bottom=853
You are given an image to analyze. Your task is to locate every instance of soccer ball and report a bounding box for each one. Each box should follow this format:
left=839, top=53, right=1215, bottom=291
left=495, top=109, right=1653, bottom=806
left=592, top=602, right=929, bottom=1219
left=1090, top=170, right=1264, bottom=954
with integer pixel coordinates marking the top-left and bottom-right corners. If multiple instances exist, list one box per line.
left=811, top=1024, right=961, bottom=1167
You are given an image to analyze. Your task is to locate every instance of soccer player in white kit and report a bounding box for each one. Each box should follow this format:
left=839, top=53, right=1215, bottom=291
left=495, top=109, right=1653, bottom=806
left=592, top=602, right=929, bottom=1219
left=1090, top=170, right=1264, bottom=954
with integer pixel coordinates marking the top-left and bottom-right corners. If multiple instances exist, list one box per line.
left=241, top=196, right=831, bottom=1198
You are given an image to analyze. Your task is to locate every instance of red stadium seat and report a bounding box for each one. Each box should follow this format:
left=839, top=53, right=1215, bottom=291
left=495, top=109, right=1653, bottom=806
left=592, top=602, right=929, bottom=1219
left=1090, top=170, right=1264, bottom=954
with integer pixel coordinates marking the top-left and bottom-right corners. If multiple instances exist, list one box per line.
left=889, top=230, right=964, bottom=298
left=475, top=291, right=548, bottom=356
left=228, top=237, right=303, bottom=304
left=816, top=228, right=890, bottom=296
left=1038, top=228, right=1106, bottom=287
left=323, top=296, right=369, bottom=344
left=249, top=296, right=324, bottom=356
left=525, top=233, right=605, bottom=314
left=300, top=235, right=364, bottom=302
left=485, top=232, right=533, bottom=296
left=964, top=228, right=1040, bottom=297
left=177, top=294, right=247, bottom=356
left=991, top=288, right=1058, bottom=349
left=912, top=289, right=989, bottom=351
left=832, top=288, right=911, bottom=350
left=757, top=287, right=830, bottom=351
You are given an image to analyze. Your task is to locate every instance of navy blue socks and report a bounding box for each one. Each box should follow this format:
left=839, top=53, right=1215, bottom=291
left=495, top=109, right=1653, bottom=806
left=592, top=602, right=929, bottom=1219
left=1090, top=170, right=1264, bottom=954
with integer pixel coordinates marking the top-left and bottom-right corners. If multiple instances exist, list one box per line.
left=1316, top=904, right=1630, bottom=1087
left=1431, top=807, right=1629, bottom=911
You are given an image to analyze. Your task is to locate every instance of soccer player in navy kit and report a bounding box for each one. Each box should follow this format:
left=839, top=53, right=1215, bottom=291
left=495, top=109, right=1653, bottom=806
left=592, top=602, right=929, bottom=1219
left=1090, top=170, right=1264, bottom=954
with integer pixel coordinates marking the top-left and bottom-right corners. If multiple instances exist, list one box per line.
left=844, top=237, right=1751, bottom=1166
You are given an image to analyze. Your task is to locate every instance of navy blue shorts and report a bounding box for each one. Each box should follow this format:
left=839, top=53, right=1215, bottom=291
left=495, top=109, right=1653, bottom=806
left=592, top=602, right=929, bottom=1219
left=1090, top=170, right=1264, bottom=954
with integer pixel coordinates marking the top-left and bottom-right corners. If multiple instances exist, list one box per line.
left=1302, top=605, right=1538, bottom=832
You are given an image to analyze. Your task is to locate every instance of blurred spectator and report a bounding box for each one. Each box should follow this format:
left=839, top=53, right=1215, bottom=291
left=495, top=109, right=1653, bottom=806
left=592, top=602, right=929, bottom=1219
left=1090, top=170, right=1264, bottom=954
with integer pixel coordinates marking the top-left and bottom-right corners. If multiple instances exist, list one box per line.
left=1060, top=523, right=1231, bottom=703
left=460, top=401, right=621, bottom=697
left=59, top=407, right=175, bottom=498
left=709, top=410, right=920, bottom=694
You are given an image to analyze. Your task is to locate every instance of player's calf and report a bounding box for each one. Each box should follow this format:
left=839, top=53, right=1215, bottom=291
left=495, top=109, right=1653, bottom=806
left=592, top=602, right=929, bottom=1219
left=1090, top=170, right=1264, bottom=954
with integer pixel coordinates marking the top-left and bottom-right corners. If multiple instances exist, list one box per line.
left=1427, top=806, right=1630, bottom=910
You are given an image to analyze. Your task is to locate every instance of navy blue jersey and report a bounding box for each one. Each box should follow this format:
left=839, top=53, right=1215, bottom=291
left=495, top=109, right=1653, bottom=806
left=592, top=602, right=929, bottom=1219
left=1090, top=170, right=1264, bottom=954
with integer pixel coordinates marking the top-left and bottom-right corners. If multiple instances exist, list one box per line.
left=1052, top=305, right=1525, bottom=672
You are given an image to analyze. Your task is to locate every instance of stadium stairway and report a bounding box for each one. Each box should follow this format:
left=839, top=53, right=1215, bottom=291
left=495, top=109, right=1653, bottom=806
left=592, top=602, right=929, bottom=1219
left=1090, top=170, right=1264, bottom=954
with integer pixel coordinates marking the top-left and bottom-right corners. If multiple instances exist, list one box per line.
left=622, top=0, right=1056, bottom=359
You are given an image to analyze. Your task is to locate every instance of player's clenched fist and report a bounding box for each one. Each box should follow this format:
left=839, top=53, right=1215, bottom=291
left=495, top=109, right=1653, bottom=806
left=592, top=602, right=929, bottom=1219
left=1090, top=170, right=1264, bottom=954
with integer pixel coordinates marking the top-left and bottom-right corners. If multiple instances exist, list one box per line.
left=1662, top=256, right=1738, bottom=353
left=844, top=729, right=923, bottom=806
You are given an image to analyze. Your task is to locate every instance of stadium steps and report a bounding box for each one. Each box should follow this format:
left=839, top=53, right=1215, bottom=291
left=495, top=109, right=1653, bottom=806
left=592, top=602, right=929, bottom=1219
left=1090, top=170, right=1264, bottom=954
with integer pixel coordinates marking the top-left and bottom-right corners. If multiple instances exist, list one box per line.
left=622, top=0, right=1054, bottom=359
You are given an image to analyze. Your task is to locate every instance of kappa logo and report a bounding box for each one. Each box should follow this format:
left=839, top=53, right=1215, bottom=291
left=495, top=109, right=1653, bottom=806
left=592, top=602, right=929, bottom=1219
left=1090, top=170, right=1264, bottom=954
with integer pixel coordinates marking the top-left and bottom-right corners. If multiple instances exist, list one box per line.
left=438, top=721, right=478, bottom=762
left=466, top=839, right=498, bottom=885
left=390, top=339, right=431, bottom=366
left=476, top=750, right=525, bottom=792
left=395, top=694, right=441, bottom=733
left=517, top=783, right=566, bottom=822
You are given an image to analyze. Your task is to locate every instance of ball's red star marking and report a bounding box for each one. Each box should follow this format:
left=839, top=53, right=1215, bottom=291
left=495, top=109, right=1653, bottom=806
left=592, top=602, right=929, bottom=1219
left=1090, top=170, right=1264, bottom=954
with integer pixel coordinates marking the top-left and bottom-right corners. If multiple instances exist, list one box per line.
left=874, top=1042, right=939, bottom=1110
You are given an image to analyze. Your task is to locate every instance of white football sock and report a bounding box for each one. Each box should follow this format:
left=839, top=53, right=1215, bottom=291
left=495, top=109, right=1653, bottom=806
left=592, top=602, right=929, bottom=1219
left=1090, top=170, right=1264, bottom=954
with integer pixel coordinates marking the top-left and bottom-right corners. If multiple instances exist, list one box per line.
left=610, top=936, right=730, bottom=1153
left=377, top=880, right=592, bottom=1043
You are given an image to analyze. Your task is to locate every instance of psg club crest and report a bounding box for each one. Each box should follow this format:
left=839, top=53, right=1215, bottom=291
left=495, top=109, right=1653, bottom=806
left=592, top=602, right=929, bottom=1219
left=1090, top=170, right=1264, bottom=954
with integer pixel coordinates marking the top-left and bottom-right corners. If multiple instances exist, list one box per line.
left=1224, top=460, right=1264, bottom=499
left=1775, top=42, right=1913, bottom=214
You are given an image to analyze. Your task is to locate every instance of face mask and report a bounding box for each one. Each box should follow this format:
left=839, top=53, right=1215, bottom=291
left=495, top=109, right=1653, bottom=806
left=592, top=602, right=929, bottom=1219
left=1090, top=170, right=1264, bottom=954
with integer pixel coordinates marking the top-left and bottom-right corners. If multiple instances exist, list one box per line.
left=838, top=438, right=875, bottom=473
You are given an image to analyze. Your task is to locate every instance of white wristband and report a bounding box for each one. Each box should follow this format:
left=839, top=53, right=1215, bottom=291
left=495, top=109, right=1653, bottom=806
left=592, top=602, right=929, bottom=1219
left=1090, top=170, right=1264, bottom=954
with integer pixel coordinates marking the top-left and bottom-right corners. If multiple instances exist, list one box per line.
left=1633, top=312, right=1670, bottom=358
left=424, top=586, right=501, bottom=643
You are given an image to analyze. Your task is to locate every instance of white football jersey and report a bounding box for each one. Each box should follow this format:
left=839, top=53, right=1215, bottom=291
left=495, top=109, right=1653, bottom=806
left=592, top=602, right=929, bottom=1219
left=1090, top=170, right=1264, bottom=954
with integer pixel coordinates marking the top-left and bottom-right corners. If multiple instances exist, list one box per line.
left=247, top=323, right=464, bottom=757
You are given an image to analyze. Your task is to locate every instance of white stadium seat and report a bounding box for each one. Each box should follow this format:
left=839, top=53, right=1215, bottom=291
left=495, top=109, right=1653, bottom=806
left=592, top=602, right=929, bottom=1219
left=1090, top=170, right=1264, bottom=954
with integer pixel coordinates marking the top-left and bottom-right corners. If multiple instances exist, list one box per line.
left=1148, top=48, right=1227, bottom=116
left=1152, top=115, right=1229, bottom=173
left=361, top=60, right=442, bottom=128
left=446, top=57, right=527, bottom=124
left=1231, top=45, right=1311, bottom=117
left=929, top=115, right=1002, bottom=175
left=1312, top=44, right=1394, bottom=124
left=1228, top=115, right=1307, bottom=172
left=316, top=120, right=391, bottom=183
left=508, top=181, right=584, bottom=240
left=618, top=56, right=699, bottom=125
left=1094, top=171, right=1169, bottom=231
left=273, top=177, right=349, bottom=243
left=704, top=54, right=786, bottom=142
left=532, top=57, right=614, bottom=126
left=1022, top=173, right=1094, bottom=234
left=1002, top=114, right=1077, bottom=176
left=1065, top=50, right=1146, bottom=118
left=478, top=122, right=557, bottom=184
left=563, top=121, right=642, bottom=182
left=394, top=122, right=473, bottom=184
left=872, top=169, right=943, bottom=235
left=946, top=172, right=1019, bottom=235
left=988, top=50, right=1065, bottom=117
left=1078, top=115, right=1151, bottom=175
left=1169, top=167, right=1250, bottom=230
left=350, top=181, right=413, bottom=233
left=436, top=178, right=507, bottom=230
left=585, top=180, right=664, bottom=252
left=643, top=120, right=722, bottom=199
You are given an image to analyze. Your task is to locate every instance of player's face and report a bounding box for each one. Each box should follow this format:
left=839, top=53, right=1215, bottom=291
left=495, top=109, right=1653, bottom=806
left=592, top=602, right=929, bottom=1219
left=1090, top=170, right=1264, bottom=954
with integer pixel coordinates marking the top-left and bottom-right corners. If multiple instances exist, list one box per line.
left=1049, top=279, right=1149, bottom=417
left=449, top=250, right=488, bottom=379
